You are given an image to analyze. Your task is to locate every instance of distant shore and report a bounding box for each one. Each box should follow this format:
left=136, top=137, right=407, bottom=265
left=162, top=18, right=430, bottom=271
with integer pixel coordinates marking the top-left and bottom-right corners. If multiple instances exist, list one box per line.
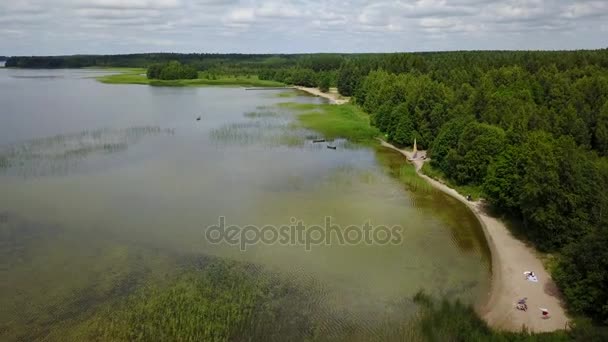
left=379, top=140, right=569, bottom=333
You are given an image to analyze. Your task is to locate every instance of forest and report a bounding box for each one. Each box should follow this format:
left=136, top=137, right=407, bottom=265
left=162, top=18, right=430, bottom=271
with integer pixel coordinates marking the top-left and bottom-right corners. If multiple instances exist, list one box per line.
left=146, top=60, right=198, bottom=80
left=6, top=49, right=608, bottom=326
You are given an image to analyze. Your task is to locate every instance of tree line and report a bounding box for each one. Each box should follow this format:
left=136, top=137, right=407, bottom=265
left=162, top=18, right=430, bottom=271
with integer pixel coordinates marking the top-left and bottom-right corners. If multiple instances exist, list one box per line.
left=146, top=61, right=197, bottom=80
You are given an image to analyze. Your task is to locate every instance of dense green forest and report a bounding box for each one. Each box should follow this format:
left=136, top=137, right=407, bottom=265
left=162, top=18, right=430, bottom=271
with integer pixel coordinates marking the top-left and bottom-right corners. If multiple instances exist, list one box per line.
left=7, top=49, right=608, bottom=327
left=146, top=60, right=197, bottom=80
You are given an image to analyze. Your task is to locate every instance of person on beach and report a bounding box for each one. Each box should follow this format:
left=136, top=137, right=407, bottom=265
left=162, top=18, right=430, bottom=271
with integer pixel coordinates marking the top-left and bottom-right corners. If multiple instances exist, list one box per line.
left=540, top=308, right=550, bottom=318
left=517, top=298, right=528, bottom=311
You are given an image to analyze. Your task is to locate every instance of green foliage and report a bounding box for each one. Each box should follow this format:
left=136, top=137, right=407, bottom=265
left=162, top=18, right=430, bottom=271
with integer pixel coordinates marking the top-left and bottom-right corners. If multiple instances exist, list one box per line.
left=483, top=145, right=524, bottom=212
left=421, top=163, right=484, bottom=200
left=447, top=122, right=506, bottom=185
left=147, top=60, right=198, bottom=80
left=554, top=232, right=608, bottom=325
left=430, top=116, right=473, bottom=173
left=318, top=73, right=331, bottom=92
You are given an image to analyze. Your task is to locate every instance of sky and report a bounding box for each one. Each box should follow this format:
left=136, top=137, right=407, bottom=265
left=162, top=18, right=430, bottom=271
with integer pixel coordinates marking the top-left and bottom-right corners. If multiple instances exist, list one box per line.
left=1, top=0, right=607, bottom=56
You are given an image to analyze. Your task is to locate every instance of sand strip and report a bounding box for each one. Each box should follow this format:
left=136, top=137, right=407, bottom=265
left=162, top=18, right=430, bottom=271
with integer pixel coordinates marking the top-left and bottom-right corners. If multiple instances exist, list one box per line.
left=379, top=139, right=569, bottom=332
left=294, top=86, right=350, bottom=105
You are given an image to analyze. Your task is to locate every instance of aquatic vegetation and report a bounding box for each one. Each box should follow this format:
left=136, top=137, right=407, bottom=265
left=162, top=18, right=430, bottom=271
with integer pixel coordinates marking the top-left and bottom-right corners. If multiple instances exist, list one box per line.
left=274, top=91, right=297, bottom=98
left=277, top=102, right=320, bottom=111
left=293, top=104, right=380, bottom=144
left=0, top=126, right=172, bottom=178
left=73, top=260, right=321, bottom=342
left=398, top=164, right=432, bottom=193
left=244, top=110, right=279, bottom=118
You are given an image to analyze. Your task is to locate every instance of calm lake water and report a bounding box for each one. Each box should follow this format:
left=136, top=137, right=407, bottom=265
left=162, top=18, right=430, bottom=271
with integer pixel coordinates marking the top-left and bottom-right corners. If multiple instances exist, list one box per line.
left=0, top=68, right=490, bottom=340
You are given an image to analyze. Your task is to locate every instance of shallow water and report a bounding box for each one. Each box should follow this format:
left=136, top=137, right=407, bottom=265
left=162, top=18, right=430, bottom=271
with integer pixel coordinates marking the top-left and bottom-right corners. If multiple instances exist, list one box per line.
left=0, top=69, right=490, bottom=340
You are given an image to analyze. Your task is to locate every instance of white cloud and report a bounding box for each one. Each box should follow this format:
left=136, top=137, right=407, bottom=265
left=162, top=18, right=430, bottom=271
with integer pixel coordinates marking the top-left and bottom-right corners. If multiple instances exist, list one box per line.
left=0, top=0, right=607, bottom=55
left=76, top=0, right=180, bottom=9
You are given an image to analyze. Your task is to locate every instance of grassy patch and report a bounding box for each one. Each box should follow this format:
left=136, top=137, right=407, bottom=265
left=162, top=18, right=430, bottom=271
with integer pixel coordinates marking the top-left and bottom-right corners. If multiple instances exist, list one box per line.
left=285, top=103, right=379, bottom=144
left=97, top=70, right=285, bottom=87
left=277, top=102, right=320, bottom=111
left=421, top=163, right=483, bottom=200
left=398, top=164, right=433, bottom=193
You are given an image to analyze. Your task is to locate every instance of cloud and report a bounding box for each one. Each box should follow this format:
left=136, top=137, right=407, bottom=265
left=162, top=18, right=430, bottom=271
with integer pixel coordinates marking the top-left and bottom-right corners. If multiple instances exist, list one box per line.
left=0, top=0, right=607, bottom=55
left=75, top=0, right=180, bottom=10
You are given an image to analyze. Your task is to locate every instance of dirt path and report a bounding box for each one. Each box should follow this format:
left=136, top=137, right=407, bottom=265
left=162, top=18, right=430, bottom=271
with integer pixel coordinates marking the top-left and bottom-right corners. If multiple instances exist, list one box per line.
left=294, top=86, right=350, bottom=105
left=379, top=139, right=569, bottom=333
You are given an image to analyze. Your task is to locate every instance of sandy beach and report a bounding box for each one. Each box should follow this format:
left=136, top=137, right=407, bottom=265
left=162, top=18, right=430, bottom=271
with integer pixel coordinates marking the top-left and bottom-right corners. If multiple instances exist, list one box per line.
left=379, top=140, right=569, bottom=333
left=294, top=86, right=350, bottom=105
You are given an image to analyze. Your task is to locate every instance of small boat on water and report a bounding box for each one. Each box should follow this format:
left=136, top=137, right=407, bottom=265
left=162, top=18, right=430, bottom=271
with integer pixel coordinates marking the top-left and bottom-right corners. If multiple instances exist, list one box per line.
left=327, top=145, right=337, bottom=150
left=196, top=116, right=201, bottom=121
left=313, top=139, right=326, bottom=143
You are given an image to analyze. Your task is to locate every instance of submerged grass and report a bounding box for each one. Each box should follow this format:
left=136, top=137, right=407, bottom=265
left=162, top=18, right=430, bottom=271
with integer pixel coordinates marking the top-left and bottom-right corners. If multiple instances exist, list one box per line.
left=97, top=70, right=284, bottom=88
left=79, top=261, right=311, bottom=341
left=274, top=91, right=297, bottom=98
left=244, top=110, right=278, bottom=118
left=398, top=164, right=433, bottom=193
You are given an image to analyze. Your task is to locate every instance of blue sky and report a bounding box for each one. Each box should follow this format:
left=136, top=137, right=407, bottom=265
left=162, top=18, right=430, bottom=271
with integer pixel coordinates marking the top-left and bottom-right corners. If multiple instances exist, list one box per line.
left=1, top=0, right=607, bottom=55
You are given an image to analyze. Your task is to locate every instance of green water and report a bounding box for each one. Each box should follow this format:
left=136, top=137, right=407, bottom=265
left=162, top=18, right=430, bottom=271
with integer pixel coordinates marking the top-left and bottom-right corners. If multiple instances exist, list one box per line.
left=0, top=69, right=490, bottom=340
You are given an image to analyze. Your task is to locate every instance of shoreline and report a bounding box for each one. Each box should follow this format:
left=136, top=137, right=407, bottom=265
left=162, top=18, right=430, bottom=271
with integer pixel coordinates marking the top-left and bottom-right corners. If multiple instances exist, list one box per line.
left=293, top=86, right=350, bottom=105
left=379, top=139, right=569, bottom=333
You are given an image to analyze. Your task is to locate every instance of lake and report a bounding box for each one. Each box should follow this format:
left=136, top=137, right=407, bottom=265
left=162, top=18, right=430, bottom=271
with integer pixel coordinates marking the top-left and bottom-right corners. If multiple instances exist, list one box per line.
left=0, top=68, right=490, bottom=340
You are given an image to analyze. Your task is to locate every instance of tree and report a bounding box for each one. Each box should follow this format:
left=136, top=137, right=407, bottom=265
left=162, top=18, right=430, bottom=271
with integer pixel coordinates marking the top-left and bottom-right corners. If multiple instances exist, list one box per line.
left=483, top=146, right=524, bottom=212
left=447, top=122, right=507, bottom=185
left=594, top=101, right=608, bottom=155
left=554, top=231, right=608, bottom=323
left=430, top=117, right=473, bottom=174
left=318, top=73, right=331, bottom=93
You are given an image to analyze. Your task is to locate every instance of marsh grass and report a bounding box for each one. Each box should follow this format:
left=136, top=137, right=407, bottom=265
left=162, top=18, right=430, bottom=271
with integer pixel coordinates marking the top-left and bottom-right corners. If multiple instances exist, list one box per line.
left=244, top=110, right=279, bottom=118
left=0, top=126, right=171, bottom=178
left=73, top=260, right=322, bottom=342
left=398, top=164, right=433, bottom=193
left=277, top=102, right=321, bottom=111
left=280, top=103, right=379, bottom=144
